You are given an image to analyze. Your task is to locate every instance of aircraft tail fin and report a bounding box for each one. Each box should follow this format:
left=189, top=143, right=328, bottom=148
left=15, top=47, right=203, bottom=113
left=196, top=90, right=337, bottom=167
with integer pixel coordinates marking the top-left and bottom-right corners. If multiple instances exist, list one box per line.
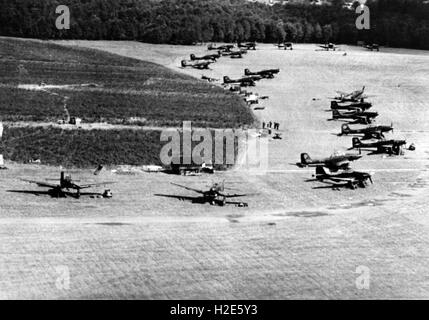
left=181, top=60, right=187, bottom=67
left=301, top=153, right=311, bottom=165
left=223, top=76, right=230, bottom=83
left=332, top=109, right=341, bottom=118
left=352, top=137, right=362, bottom=148
left=315, top=166, right=328, bottom=176
left=190, top=54, right=196, bottom=60
left=94, top=165, right=103, bottom=176
left=341, top=124, right=351, bottom=134
left=331, top=101, right=339, bottom=109
left=244, top=68, right=251, bottom=75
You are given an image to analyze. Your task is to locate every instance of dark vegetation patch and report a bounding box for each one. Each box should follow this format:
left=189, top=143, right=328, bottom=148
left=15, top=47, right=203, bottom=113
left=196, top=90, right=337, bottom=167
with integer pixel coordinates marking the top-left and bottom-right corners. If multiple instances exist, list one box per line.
left=0, top=126, right=242, bottom=168
left=0, top=38, right=254, bottom=128
left=1, top=126, right=163, bottom=168
left=1, top=0, right=428, bottom=49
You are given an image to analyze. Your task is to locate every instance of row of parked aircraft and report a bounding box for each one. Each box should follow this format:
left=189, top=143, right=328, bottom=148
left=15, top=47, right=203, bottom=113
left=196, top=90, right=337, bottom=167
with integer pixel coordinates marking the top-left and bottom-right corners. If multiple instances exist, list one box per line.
left=181, top=42, right=257, bottom=70
left=296, top=86, right=412, bottom=190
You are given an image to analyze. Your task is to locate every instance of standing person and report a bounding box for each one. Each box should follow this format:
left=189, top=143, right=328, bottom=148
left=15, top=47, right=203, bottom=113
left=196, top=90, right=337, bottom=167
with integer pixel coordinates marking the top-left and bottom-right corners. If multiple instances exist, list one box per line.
left=268, top=121, right=272, bottom=128
left=262, top=121, right=266, bottom=129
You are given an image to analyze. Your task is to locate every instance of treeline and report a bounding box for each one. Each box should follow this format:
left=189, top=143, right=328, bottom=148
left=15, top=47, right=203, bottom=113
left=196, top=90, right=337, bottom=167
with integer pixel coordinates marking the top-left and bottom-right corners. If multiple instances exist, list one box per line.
left=0, top=0, right=428, bottom=49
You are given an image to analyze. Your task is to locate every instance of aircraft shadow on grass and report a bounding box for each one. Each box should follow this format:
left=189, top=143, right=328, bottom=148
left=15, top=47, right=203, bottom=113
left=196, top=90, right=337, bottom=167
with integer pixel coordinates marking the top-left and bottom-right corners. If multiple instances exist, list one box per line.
left=7, top=189, right=103, bottom=199
left=154, top=194, right=245, bottom=206
left=304, top=179, right=352, bottom=190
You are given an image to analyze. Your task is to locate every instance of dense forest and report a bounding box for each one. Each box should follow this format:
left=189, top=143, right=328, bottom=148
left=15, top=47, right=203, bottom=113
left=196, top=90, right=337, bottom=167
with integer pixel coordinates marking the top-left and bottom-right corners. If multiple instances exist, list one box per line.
left=0, top=0, right=428, bottom=49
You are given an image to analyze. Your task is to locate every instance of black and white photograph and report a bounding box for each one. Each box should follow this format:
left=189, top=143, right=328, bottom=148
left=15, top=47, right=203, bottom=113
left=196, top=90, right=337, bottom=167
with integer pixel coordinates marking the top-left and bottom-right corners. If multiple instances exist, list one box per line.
left=0, top=0, right=428, bottom=303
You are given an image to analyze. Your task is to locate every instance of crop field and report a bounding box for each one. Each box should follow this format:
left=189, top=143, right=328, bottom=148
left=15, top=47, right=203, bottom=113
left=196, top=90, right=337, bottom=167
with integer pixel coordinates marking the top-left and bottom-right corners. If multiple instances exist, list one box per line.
left=0, top=126, right=239, bottom=168
left=0, top=37, right=253, bottom=128
left=0, top=126, right=162, bottom=167
left=1, top=41, right=429, bottom=299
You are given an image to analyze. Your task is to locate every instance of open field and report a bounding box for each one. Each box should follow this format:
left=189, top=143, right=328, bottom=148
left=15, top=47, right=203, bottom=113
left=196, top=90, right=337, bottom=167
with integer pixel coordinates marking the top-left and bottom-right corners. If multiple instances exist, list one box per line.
left=0, top=37, right=252, bottom=128
left=1, top=42, right=429, bottom=299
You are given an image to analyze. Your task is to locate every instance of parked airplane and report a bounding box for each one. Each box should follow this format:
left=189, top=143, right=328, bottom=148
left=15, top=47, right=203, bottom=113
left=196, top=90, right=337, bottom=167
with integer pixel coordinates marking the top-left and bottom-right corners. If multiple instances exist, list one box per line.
left=201, top=75, right=219, bottom=82
left=339, top=123, right=393, bottom=139
left=311, top=166, right=373, bottom=190
left=238, top=42, right=256, bottom=50
left=181, top=60, right=213, bottom=70
left=244, top=68, right=280, bottom=79
left=318, top=43, right=339, bottom=51
left=223, top=76, right=257, bottom=87
left=350, top=137, right=407, bottom=155
left=20, top=172, right=114, bottom=198
left=331, top=86, right=372, bottom=102
left=332, top=109, right=379, bottom=124
left=208, top=44, right=234, bottom=51
left=190, top=53, right=220, bottom=61
left=297, top=152, right=362, bottom=171
left=221, top=49, right=246, bottom=58
left=365, top=44, right=380, bottom=51
left=330, top=100, right=372, bottom=111
left=277, top=42, right=293, bottom=50
left=156, top=181, right=252, bottom=206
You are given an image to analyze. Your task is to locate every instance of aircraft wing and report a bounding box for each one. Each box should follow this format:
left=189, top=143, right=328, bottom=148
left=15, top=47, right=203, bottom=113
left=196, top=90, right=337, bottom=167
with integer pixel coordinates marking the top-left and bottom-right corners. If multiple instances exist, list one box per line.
left=221, top=192, right=256, bottom=198
left=76, top=182, right=116, bottom=189
left=326, top=176, right=357, bottom=184
left=330, top=160, right=350, bottom=168
left=171, top=183, right=204, bottom=194
left=155, top=194, right=199, bottom=202
left=20, top=179, right=59, bottom=188
left=336, top=91, right=350, bottom=97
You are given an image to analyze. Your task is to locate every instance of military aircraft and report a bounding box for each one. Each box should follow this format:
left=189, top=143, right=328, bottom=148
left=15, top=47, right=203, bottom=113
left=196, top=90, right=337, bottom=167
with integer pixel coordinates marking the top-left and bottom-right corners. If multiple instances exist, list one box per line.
left=310, top=166, right=373, bottom=190
left=365, top=44, right=380, bottom=51
left=297, top=152, right=362, bottom=171
left=190, top=53, right=220, bottom=61
left=332, top=86, right=372, bottom=102
left=208, top=44, right=234, bottom=51
left=244, top=68, right=280, bottom=79
left=350, top=137, right=407, bottom=155
left=201, top=75, right=219, bottom=82
left=158, top=181, right=252, bottom=206
left=223, top=76, right=257, bottom=87
left=181, top=60, right=214, bottom=70
left=339, top=123, right=393, bottom=139
left=318, top=43, right=339, bottom=51
left=332, top=109, right=379, bottom=124
left=244, top=93, right=269, bottom=105
left=238, top=42, right=256, bottom=50
left=330, top=100, right=372, bottom=111
left=221, top=49, right=246, bottom=58
left=20, top=171, right=115, bottom=198
left=277, top=42, right=293, bottom=50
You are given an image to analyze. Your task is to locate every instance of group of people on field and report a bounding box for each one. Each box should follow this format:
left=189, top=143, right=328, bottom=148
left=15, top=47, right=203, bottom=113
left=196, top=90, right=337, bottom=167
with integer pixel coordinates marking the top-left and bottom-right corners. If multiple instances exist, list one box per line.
left=262, top=121, right=280, bottom=131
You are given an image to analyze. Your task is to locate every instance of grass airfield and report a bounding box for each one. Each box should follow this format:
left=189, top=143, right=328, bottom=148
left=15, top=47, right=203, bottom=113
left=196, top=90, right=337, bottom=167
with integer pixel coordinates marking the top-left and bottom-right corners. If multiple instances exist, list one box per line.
left=1, top=42, right=429, bottom=299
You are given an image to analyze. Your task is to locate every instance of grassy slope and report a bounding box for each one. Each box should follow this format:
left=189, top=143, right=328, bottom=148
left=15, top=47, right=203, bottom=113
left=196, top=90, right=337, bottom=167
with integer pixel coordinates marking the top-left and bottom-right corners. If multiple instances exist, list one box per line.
left=0, top=38, right=254, bottom=128
left=0, top=38, right=254, bottom=167
left=1, top=126, right=163, bottom=167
